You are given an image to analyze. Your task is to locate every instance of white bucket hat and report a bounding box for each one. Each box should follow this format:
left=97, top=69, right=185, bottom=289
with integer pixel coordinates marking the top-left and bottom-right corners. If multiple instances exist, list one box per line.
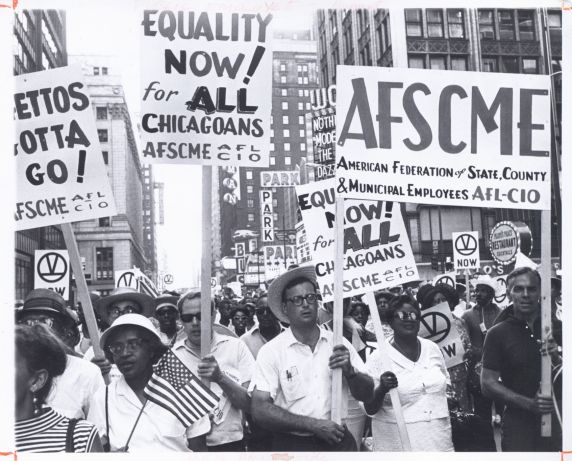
left=100, top=313, right=161, bottom=350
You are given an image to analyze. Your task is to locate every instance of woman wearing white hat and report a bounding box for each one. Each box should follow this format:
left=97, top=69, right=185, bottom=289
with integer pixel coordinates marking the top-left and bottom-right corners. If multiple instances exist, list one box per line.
left=87, top=314, right=210, bottom=452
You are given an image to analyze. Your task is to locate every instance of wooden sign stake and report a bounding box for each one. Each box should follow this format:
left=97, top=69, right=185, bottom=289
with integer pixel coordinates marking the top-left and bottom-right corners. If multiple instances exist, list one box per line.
left=331, top=197, right=344, bottom=424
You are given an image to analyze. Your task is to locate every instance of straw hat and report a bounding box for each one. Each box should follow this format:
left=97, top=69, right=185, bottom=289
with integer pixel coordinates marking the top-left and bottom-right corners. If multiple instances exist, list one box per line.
left=96, top=287, right=155, bottom=322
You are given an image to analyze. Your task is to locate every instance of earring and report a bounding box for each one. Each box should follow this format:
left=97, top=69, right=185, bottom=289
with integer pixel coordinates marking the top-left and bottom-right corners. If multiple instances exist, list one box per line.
left=32, top=392, right=40, bottom=416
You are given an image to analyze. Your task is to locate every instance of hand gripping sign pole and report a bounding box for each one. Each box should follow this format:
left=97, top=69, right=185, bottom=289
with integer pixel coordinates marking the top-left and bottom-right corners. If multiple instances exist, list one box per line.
left=331, top=198, right=344, bottom=424
left=201, top=166, right=213, bottom=386
left=60, top=223, right=109, bottom=385
left=364, top=291, right=412, bottom=450
left=540, top=210, right=552, bottom=436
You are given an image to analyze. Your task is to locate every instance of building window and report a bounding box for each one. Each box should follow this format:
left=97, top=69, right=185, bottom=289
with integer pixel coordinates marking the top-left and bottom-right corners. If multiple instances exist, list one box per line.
left=359, top=44, right=372, bottom=66
left=303, top=76, right=309, bottom=84
left=548, top=11, right=562, bottom=45
left=281, top=89, right=287, bottom=96
left=98, top=217, right=111, bottom=227
left=408, top=56, right=425, bottom=68
left=342, top=19, right=353, bottom=58
left=297, top=76, right=303, bottom=84
left=247, top=199, right=254, bottom=208
left=482, top=57, right=498, bottom=72
left=270, top=129, right=274, bottom=137
left=300, top=143, right=306, bottom=152
left=518, top=10, right=535, bottom=41
left=281, top=102, right=288, bottom=110
left=270, top=156, right=276, bottom=166
left=96, top=247, right=113, bottom=280
left=284, top=143, right=291, bottom=151
left=429, top=56, right=447, bottom=70
left=283, top=129, right=290, bottom=137
left=93, top=66, right=100, bottom=75
left=298, top=115, right=305, bottom=124
left=102, top=150, right=109, bottom=165
left=96, top=107, right=108, bottom=120
left=282, top=115, right=289, bottom=124
left=280, top=63, right=286, bottom=71
left=298, top=102, right=303, bottom=110
left=298, top=89, right=303, bottom=97
left=377, top=16, right=391, bottom=54
left=299, top=129, right=305, bottom=137
left=247, top=185, right=254, bottom=194
left=522, top=57, right=538, bottom=74
left=498, top=10, right=515, bottom=40
left=447, top=10, right=465, bottom=38
left=246, top=170, right=253, bottom=180
left=427, top=9, right=444, bottom=38
left=247, top=213, right=255, bottom=223
left=285, top=156, right=291, bottom=166
left=500, top=56, right=518, bottom=73
left=479, top=10, right=495, bottom=39
left=273, top=213, right=279, bottom=221
left=98, top=129, right=108, bottom=142
left=272, top=198, right=278, bottom=207
left=280, top=76, right=286, bottom=84
left=405, top=9, right=423, bottom=37
left=451, top=57, right=467, bottom=71
left=270, top=142, right=275, bottom=151
left=306, top=102, right=311, bottom=110
left=102, top=67, right=108, bottom=75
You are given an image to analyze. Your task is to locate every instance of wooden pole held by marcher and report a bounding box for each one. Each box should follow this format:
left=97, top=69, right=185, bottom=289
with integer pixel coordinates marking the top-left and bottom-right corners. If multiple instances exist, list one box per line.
left=540, top=209, right=552, bottom=437
left=61, top=223, right=109, bottom=385
left=201, top=166, right=213, bottom=385
left=465, top=270, right=470, bottom=307
left=331, top=198, right=344, bottom=424
left=364, top=291, right=412, bottom=451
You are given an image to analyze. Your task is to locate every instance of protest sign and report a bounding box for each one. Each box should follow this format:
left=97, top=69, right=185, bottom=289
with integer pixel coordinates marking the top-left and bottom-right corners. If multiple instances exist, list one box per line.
left=260, top=190, right=274, bottom=242
left=260, top=170, right=300, bottom=187
left=418, top=301, right=465, bottom=369
left=115, top=268, right=142, bottom=289
left=312, top=106, right=336, bottom=181
left=335, top=66, right=551, bottom=210
left=494, top=275, right=509, bottom=308
left=296, top=178, right=418, bottom=303
left=15, top=66, right=117, bottom=230
left=140, top=11, right=273, bottom=167
left=295, top=221, right=311, bottom=264
left=489, top=221, right=533, bottom=265
left=263, top=245, right=296, bottom=281
left=452, top=231, right=480, bottom=270
left=432, top=272, right=457, bottom=288
left=34, top=250, right=70, bottom=300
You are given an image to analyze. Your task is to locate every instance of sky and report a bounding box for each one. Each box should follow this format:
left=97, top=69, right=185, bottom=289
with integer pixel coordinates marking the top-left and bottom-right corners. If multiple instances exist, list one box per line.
left=64, top=2, right=314, bottom=289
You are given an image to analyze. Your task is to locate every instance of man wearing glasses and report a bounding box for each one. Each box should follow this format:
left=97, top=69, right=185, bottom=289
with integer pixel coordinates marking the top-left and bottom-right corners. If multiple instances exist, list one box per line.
left=16, top=289, right=104, bottom=419
left=241, top=294, right=284, bottom=358
left=173, top=290, right=255, bottom=452
left=249, top=265, right=373, bottom=451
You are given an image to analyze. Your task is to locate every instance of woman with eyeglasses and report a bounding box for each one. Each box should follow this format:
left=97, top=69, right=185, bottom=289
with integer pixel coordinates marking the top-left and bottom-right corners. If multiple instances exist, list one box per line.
left=364, top=295, right=453, bottom=451
left=15, top=324, right=102, bottom=453
left=87, top=314, right=210, bottom=452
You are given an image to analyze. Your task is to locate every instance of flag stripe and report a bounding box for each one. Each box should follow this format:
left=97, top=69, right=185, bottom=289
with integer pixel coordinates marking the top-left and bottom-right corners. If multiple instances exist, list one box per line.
left=146, top=377, right=201, bottom=421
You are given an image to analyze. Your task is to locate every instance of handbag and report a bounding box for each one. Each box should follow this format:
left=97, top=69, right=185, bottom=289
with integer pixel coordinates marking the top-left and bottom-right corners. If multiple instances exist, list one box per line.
left=449, top=410, right=496, bottom=452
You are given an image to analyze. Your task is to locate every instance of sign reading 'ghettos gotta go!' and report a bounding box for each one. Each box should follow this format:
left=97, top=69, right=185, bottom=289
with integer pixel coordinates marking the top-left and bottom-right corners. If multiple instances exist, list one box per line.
left=335, top=66, right=551, bottom=210
left=14, top=66, right=117, bottom=230
left=139, top=11, right=273, bottom=167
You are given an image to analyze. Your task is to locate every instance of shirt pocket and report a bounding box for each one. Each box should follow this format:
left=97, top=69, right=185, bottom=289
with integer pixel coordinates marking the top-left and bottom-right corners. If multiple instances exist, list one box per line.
left=280, top=366, right=306, bottom=402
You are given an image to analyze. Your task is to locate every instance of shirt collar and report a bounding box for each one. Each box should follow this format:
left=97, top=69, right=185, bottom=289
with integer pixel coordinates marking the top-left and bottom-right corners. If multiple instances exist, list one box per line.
left=173, top=331, right=229, bottom=356
left=284, top=325, right=328, bottom=347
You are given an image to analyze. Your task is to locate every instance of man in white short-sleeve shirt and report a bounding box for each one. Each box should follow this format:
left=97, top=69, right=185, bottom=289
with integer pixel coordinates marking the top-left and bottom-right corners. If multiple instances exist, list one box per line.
left=250, top=265, right=373, bottom=451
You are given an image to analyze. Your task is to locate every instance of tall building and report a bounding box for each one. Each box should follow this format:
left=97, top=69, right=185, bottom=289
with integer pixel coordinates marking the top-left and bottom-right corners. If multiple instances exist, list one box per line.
left=13, top=10, right=67, bottom=300
left=217, top=28, right=319, bottom=286
left=68, top=55, right=155, bottom=296
left=314, top=8, right=562, bottom=278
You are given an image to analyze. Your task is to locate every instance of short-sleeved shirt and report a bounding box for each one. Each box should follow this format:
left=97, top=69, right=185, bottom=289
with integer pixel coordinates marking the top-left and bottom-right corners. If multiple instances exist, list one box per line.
left=47, top=354, right=105, bottom=419
left=87, top=376, right=210, bottom=452
left=249, top=326, right=367, bottom=435
left=365, top=337, right=450, bottom=423
left=172, top=332, right=256, bottom=446
left=241, top=325, right=284, bottom=358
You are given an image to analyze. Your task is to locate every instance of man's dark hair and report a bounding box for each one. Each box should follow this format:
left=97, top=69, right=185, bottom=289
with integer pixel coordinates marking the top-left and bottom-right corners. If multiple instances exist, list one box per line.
left=281, top=277, right=319, bottom=303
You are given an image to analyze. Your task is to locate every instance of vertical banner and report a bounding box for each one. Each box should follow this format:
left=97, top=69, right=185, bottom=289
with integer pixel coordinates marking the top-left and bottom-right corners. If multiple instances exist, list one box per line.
left=14, top=66, right=117, bottom=230
left=260, top=189, right=274, bottom=242
left=34, top=250, right=70, bottom=300
left=312, top=106, right=336, bottom=181
left=335, top=66, right=551, bottom=209
left=139, top=11, right=273, bottom=167
left=296, top=179, right=418, bottom=302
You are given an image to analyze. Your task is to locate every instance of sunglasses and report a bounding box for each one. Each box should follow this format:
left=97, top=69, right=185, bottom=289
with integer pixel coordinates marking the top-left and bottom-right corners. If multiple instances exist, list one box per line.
left=180, top=312, right=201, bottom=323
left=107, top=337, right=147, bottom=356
left=285, top=293, right=320, bottom=306
left=394, top=311, right=420, bottom=321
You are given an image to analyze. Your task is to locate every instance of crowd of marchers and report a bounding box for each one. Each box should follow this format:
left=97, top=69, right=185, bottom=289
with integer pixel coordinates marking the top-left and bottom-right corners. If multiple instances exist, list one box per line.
left=14, top=264, right=562, bottom=453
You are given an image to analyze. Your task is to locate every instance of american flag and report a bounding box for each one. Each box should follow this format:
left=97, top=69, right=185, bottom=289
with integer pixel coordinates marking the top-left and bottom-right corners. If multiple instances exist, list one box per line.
left=144, top=350, right=219, bottom=427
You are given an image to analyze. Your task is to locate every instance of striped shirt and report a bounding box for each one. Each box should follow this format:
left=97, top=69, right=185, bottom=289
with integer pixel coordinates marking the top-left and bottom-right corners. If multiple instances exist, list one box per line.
left=15, top=408, right=98, bottom=453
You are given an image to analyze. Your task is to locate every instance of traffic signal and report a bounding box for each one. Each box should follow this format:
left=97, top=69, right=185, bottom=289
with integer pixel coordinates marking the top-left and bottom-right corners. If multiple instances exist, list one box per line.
left=431, top=256, right=439, bottom=271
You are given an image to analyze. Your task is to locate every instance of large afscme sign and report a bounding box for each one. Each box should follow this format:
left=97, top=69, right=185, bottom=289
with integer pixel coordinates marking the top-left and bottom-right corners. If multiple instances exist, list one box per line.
left=335, top=66, right=551, bottom=210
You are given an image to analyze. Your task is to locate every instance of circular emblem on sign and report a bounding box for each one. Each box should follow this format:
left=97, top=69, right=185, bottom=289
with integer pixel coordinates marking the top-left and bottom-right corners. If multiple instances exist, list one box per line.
left=489, top=221, right=533, bottom=265
left=37, top=252, right=68, bottom=283
left=117, top=271, right=136, bottom=288
left=495, top=277, right=507, bottom=304
left=454, top=234, right=478, bottom=256
left=164, top=274, right=173, bottom=285
left=420, top=312, right=451, bottom=343
left=435, top=275, right=455, bottom=288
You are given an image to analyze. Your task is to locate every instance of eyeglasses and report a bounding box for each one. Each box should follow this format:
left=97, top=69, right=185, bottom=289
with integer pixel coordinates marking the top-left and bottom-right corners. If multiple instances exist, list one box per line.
left=285, top=293, right=320, bottom=306
left=394, top=311, right=420, bottom=321
left=109, top=305, right=139, bottom=316
left=180, top=312, right=201, bottom=323
left=107, top=338, right=146, bottom=356
left=19, top=317, right=55, bottom=328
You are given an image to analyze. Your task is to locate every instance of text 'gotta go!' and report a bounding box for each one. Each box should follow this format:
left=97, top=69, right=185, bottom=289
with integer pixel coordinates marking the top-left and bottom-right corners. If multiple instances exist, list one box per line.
left=338, top=78, right=549, bottom=157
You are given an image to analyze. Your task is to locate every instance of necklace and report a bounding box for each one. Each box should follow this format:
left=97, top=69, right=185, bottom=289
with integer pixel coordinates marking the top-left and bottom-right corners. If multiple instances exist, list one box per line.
left=392, top=337, right=420, bottom=362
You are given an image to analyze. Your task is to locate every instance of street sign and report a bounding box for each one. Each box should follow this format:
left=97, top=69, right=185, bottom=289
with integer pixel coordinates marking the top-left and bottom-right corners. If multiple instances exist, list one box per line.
left=34, top=250, right=70, bottom=300
left=452, top=231, right=480, bottom=270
